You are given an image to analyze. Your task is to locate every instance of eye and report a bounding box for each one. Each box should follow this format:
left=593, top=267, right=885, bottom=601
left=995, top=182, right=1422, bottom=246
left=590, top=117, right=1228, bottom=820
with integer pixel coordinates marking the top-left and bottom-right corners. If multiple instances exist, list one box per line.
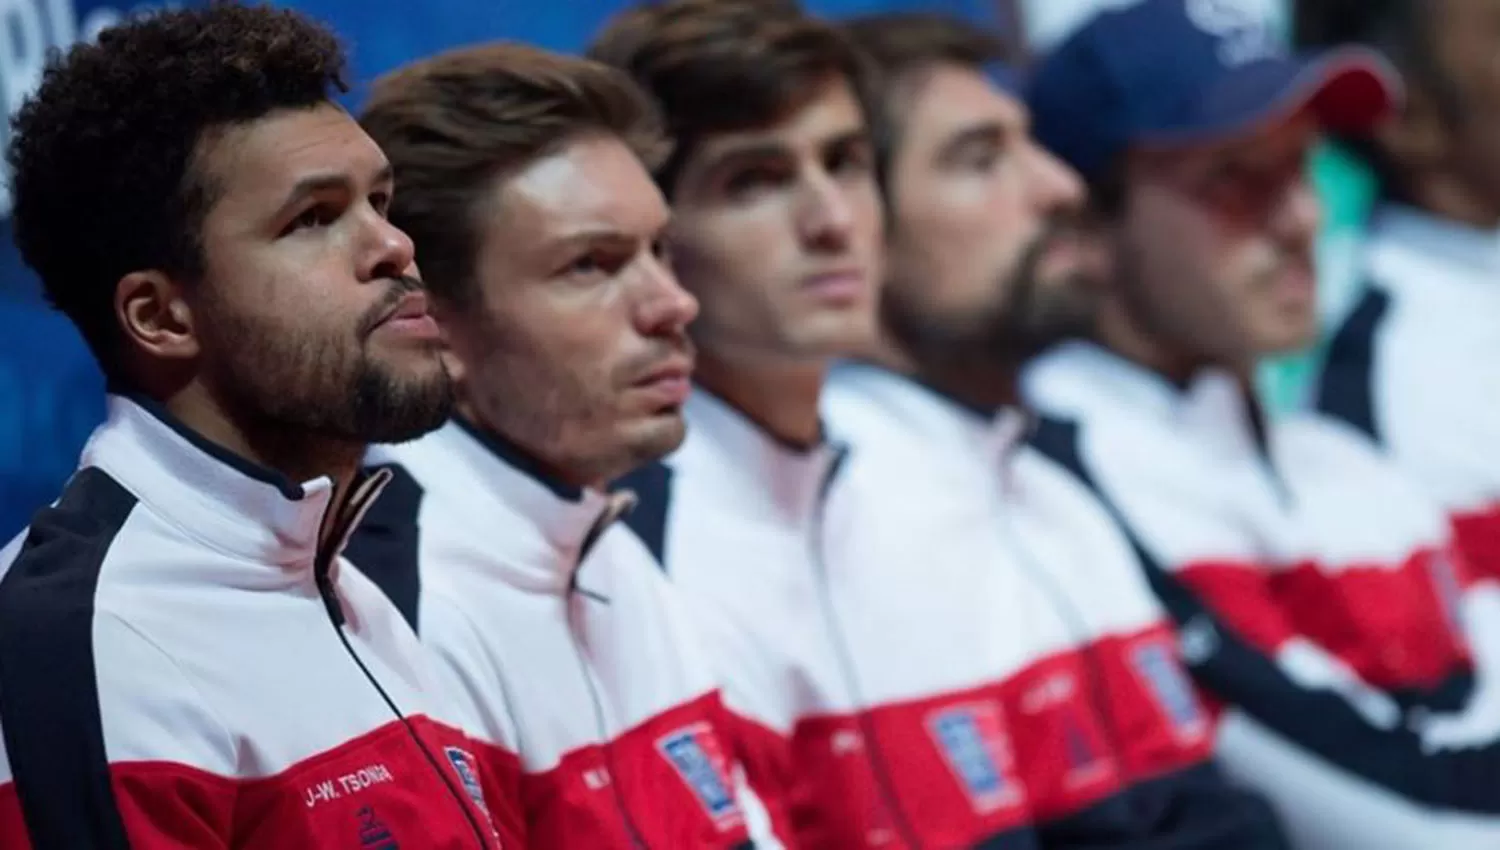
left=568, top=253, right=603, bottom=276
left=283, top=204, right=339, bottom=236
left=369, top=190, right=392, bottom=217
left=827, top=143, right=873, bottom=177
left=954, top=142, right=1000, bottom=172
left=724, top=163, right=792, bottom=196
left=650, top=238, right=671, bottom=263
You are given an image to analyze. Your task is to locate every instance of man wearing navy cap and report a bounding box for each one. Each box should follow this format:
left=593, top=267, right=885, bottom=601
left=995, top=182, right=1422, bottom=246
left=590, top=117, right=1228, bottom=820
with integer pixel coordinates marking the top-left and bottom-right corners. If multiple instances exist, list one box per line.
left=1024, top=1, right=1500, bottom=847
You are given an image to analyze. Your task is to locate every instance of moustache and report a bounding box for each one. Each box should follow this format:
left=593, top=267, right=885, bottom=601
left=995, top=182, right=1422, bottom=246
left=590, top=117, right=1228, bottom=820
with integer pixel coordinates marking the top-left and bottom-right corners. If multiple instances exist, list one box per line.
left=619, top=334, right=697, bottom=382
left=357, top=275, right=428, bottom=339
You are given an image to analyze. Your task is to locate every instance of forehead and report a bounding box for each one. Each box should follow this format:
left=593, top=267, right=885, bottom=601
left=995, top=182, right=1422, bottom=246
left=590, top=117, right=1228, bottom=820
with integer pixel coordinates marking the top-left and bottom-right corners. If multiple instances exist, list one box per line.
left=484, top=134, right=668, bottom=245
left=201, top=104, right=387, bottom=201
left=687, top=76, right=867, bottom=164
left=900, top=64, right=1024, bottom=148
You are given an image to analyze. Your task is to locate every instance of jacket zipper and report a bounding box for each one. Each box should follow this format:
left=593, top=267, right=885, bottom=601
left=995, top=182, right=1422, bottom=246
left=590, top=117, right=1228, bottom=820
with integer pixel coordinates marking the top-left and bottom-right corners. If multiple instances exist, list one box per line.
left=993, top=509, right=1130, bottom=782
left=314, top=469, right=494, bottom=849
left=566, top=493, right=650, bottom=850
left=805, top=448, right=926, bottom=850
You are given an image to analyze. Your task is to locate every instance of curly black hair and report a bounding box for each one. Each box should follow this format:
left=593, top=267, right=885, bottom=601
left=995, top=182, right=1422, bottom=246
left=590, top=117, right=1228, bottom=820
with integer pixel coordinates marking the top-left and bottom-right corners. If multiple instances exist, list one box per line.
left=6, top=2, right=349, bottom=377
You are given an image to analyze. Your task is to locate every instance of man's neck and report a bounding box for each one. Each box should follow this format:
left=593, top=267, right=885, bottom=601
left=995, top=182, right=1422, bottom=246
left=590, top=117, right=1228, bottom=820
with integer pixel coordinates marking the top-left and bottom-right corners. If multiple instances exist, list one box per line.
left=867, top=333, right=1019, bottom=417
left=453, top=398, right=604, bottom=493
left=165, top=382, right=364, bottom=542
left=1093, top=296, right=1251, bottom=388
left=693, top=350, right=826, bottom=450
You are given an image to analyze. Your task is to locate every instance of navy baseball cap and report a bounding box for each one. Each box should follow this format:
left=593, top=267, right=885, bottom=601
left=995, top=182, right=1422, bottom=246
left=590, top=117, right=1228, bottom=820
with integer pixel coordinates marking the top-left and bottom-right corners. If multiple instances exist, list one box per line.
left=1026, top=0, right=1401, bottom=180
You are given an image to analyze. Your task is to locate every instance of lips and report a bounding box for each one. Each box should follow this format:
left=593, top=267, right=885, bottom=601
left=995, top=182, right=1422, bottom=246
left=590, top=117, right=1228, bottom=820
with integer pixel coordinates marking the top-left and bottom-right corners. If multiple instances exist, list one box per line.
left=801, top=267, right=868, bottom=303
left=631, top=355, right=695, bottom=408
left=369, top=290, right=442, bottom=342
left=633, top=356, right=693, bottom=387
left=380, top=291, right=431, bottom=325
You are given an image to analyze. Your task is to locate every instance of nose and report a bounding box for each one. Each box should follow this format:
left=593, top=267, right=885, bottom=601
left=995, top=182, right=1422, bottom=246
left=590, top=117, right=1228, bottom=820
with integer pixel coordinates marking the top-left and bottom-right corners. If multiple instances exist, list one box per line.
left=1026, top=140, right=1085, bottom=217
left=360, top=211, right=418, bottom=282
left=635, top=252, right=699, bottom=335
left=797, top=170, right=857, bottom=252
left=1270, top=175, right=1320, bottom=246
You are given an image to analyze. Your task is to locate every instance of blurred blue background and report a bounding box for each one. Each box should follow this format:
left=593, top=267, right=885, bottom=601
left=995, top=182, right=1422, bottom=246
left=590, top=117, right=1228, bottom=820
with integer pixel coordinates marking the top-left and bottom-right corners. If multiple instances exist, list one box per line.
left=0, top=0, right=1011, bottom=538
left=0, top=0, right=1328, bottom=539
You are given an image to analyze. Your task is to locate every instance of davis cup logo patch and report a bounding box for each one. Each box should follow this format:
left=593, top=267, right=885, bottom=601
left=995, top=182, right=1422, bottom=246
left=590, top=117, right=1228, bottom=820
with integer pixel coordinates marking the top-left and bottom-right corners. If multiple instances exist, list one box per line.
left=444, top=746, right=489, bottom=816
left=925, top=703, right=1022, bottom=813
left=1130, top=640, right=1208, bottom=741
left=657, top=723, right=743, bottom=828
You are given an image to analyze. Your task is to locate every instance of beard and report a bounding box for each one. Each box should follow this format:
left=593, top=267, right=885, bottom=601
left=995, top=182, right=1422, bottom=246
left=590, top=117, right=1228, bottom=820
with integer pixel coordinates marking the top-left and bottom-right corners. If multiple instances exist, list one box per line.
left=463, top=321, right=692, bottom=486
left=885, top=220, right=1097, bottom=366
left=207, top=277, right=455, bottom=446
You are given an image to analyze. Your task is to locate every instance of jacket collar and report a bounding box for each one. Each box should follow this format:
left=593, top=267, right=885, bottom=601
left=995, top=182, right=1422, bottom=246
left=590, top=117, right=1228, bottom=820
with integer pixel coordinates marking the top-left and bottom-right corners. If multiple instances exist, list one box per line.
left=84, top=393, right=386, bottom=571
left=1022, top=341, right=1269, bottom=456
left=825, top=362, right=1032, bottom=468
left=678, top=388, right=845, bottom=530
left=1368, top=203, right=1500, bottom=284
left=370, top=419, right=630, bottom=594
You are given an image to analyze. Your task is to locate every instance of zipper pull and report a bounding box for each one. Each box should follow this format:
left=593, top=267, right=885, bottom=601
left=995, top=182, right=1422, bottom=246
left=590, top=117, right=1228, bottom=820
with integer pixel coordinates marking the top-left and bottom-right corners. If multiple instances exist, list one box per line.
left=313, top=468, right=393, bottom=628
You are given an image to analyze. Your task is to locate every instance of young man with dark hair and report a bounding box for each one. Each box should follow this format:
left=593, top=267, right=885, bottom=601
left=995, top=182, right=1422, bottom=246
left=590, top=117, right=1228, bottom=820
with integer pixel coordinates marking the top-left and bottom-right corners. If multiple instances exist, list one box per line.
left=1303, top=0, right=1500, bottom=588
left=592, top=2, right=889, bottom=845
left=348, top=43, right=765, bottom=848
left=827, top=11, right=1290, bottom=850
left=1024, top=1, right=1500, bottom=847
left=0, top=4, right=506, bottom=847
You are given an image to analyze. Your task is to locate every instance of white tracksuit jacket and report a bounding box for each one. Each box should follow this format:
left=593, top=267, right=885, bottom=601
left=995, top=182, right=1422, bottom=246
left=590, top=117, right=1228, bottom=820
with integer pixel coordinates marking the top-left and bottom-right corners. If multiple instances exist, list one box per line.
left=348, top=419, right=762, bottom=849
left=0, top=394, right=506, bottom=850
left=1027, top=341, right=1500, bottom=850
left=619, top=379, right=1286, bottom=850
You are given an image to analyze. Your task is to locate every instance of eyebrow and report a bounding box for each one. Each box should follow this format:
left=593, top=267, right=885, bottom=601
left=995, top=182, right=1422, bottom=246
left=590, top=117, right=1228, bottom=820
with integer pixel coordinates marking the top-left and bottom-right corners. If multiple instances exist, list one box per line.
left=823, top=127, right=873, bottom=153
left=699, top=141, right=791, bottom=175
left=699, top=125, right=871, bottom=172
left=551, top=212, right=673, bottom=249
left=274, top=163, right=394, bottom=217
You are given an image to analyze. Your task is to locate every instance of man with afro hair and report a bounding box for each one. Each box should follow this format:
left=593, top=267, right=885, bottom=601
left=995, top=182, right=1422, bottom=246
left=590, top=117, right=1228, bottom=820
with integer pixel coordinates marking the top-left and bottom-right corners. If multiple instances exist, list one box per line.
left=0, top=4, right=514, bottom=847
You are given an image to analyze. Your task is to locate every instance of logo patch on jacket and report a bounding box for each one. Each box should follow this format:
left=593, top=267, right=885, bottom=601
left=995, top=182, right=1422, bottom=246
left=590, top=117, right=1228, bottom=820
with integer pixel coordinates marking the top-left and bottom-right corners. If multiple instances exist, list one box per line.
left=356, top=806, right=399, bottom=849
left=1130, top=640, right=1208, bottom=740
left=926, top=702, right=1023, bottom=813
left=444, top=746, right=489, bottom=816
left=657, top=723, right=743, bottom=828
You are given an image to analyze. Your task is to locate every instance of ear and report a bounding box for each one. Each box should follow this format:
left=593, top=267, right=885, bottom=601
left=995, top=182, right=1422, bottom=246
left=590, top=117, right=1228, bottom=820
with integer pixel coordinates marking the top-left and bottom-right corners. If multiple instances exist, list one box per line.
left=114, top=270, right=200, bottom=363
left=1375, top=84, right=1451, bottom=170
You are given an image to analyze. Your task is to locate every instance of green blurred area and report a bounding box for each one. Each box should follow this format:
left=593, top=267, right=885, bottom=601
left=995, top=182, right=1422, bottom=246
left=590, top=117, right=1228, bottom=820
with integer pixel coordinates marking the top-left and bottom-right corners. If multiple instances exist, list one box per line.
left=1258, top=142, right=1379, bottom=412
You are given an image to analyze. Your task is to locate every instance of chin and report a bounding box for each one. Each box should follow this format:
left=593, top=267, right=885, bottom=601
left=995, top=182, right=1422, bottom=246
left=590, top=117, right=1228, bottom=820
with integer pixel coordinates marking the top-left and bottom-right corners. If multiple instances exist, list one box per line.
left=1256, top=323, right=1320, bottom=358
left=795, top=312, right=881, bottom=359
left=622, top=411, right=689, bottom=465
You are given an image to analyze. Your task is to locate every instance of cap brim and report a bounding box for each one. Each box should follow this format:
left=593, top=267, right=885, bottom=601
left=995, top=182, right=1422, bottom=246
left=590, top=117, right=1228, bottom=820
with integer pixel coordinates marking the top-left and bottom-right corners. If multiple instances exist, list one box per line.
left=1137, top=46, right=1402, bottom=149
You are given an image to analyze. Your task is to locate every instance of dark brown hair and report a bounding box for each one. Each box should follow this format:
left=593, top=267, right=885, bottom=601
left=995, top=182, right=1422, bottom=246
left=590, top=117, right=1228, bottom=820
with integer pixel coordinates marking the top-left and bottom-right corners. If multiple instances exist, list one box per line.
left=359, top=43, right=666, bottom=309
left=1296, top=0, right=1455, bottom=203
left=7, top=2, right=348, bottom=377
left=841, top=13, right=1011, bottom=190
left=587, top=0, right=868, bottom=193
